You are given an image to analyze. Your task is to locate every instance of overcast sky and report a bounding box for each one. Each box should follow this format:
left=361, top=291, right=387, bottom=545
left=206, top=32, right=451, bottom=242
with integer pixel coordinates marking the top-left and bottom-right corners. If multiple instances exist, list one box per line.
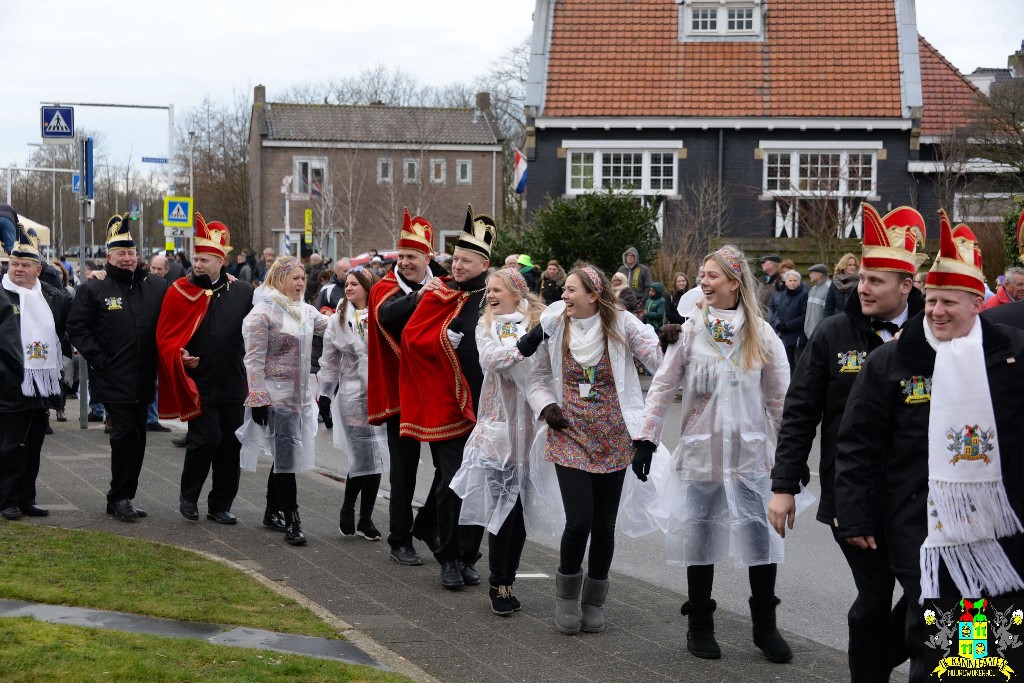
left=2, top=0, right=1022, bottom=183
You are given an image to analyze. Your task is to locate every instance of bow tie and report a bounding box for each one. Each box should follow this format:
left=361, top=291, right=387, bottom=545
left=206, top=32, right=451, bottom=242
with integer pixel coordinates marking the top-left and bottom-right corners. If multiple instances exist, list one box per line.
left=870, top=319, right=900, bottom=336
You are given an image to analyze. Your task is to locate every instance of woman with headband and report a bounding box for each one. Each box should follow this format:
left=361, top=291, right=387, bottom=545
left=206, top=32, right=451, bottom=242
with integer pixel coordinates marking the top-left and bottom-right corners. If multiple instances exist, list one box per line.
left=240, top=256, right=329, bottom=546
left=526, top=263, right=662, bottom=635
left=451, top=268, right=546, bottom=616
left=317, top=266, right=388, bottom=541
left=632, top=245, right=793, bottom=663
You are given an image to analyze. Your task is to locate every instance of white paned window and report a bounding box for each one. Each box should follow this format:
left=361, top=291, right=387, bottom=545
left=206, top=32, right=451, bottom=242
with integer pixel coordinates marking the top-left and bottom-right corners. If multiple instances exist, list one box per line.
left=430, top=159, right=447, bottom=185
left=377, top=158, right=392, bottom=184
left=681, top=1, right=761, bottom=39
left=565, top=148, right=677, bottom=196
left=403, top=158, right=419, bottom=184
left=691, top=8, right=716, bottom=31
left=727, top=7, right=753, bottom=31
left=456, top=159, right=472, bottom=184
left=293, top=157, right=327, bottom=196
left=761, top=145, right=879, bottom=238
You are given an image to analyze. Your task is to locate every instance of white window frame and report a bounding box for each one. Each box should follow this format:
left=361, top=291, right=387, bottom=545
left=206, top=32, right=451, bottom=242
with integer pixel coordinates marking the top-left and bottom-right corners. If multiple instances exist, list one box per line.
left=377, top=157, right=392, bottom=184
left=759, top=141, right=882, bottom=238
left=292, top=156, right=328, bottom=196
left=679, top=0, right=762, bottom=39
left=456, top=159, right=472, bottom=185
left=562, top=141, right=682, bottom=197
left=953, top=192, right=1017, bottom=224
left=403, top=158, right=420, bottom=184
left=430, top=158, right=447, bottom=185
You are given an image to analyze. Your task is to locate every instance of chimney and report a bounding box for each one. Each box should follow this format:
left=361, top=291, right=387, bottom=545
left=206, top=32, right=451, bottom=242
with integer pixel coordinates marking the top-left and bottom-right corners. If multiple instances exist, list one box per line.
left=1010, top=41, right=1024, bottom=78
left=475, top=91, right=492, bottom=114
left=254, top=84, right=266, bottom=104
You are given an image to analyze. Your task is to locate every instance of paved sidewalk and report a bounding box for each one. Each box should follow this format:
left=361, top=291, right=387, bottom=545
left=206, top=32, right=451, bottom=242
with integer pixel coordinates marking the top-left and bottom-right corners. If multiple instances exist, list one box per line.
left=14, top=418, right=881, bottom=683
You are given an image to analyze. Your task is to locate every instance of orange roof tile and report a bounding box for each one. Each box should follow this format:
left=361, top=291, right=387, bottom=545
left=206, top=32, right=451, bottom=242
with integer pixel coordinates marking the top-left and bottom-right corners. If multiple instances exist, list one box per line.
left=918, top=35, right=983, bottom=136
left=543, top=0, right=904, bottom=118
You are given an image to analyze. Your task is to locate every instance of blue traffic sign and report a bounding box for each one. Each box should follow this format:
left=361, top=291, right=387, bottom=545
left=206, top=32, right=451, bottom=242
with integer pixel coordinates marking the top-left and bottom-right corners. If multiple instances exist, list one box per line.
left=142, top=156, right=168, bottom=164
left=72, top=173, right=81, bottom=193
left=41, top=106, right=74, bottom=139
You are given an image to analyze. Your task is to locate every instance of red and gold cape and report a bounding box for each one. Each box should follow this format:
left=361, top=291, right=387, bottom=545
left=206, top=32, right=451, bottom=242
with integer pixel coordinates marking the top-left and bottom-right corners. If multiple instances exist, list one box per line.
left=156, top=277, right=211, bottom=421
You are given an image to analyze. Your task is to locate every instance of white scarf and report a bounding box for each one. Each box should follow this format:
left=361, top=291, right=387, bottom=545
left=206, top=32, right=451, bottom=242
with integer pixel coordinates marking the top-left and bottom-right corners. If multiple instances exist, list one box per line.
left=2, top=273, right=62, bottom=397
left=568, top=312, right=605, bottom=367
left=921, top=317, right=1024, bottom=598
left=396, top=269, right=432, bottom=295
left=701, top=305, right=745, bottom=362
left=489, top=311, right=526, bottom=348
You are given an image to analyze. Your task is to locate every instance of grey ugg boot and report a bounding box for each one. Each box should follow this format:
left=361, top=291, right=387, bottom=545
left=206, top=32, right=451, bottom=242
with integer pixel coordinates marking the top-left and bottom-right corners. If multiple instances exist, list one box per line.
left=554, top=571, right=583, bottom=634
left=580, top=576, right=610, bottom=633
left=750, top=596, right=792, bottom=663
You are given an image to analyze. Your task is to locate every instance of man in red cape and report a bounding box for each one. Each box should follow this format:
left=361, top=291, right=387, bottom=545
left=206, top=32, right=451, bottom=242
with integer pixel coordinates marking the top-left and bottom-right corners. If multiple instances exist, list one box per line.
left=156, top=213, right=253, bottom=525
left=367, top=208, right=444, bottom=567
left=401, top=205, right=495, bottom=590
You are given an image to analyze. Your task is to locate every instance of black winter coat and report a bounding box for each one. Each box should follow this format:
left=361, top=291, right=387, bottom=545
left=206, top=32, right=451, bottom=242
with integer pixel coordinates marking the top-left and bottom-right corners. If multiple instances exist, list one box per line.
left=984, top=299, right=1024, bottom=330
left=0, top=280, right=73, bottom=412
left=0, top=287, right=23, bottom=405
left=179, top=272, right=253, bottom=406
left=772, top=287, right=924, bottom=525
left=377, top=260, right=448, bottom=346
left=540, top=276, right=564, bottom=306
left=447, top=272, right=487, bottom=415
left=834, top=314, right=1024, bottom=576
left=770, top=283, right=808, bottom=348
left=66, top=264, right=168, bottom=404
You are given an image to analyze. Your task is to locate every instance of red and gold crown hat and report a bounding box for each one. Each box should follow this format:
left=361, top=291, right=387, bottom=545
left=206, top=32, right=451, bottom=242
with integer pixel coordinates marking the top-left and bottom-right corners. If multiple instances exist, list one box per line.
left=860, top=203, right=928, bottom=274
left=194, top=212, right=232, bottom=259
left=925, top=210, right=985, bottom=297
left=1016, top=208, right=1024, bottom=261
left=396, top=207, right=432, bottom=255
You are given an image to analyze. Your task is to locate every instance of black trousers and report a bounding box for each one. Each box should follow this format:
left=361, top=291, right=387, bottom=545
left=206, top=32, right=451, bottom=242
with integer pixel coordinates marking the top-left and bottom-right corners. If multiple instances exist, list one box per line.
left=833, top=527, right=909, bottom=683
left=180, top=403, right=243, bottom=513
left=0, top=409, right=47, bottom=510
left=343, top=473, right=382, bottom=519
left=385, top=416, right=438, bottom=549
left=555, top=465, right=626, bottom=581
left=489, top=496, right=526, bottom=587
left=266, top=465, right=297, bottom=513
left=431, top=434, right=484, bottom=563
left=105, top=403, right=149, bottom=502
left=686, top=562, right=778, bottom=603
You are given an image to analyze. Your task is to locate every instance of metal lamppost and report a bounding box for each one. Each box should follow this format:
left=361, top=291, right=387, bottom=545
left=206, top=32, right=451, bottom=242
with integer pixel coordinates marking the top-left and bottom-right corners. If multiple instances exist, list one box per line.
left=188, top=130, right=196, bottom=200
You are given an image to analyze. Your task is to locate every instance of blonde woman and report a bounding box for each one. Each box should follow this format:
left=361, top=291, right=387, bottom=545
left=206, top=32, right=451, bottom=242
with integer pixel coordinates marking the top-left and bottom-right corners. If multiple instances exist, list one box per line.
left=527, top=264, right=662, bottom=635
left=451, top=269, right=545, bottom=616
left=632, top=245, right=792, bottom=663
left=240, top=256, right=329, bottom=546
left=824, top=252, right=859, bottom=316
left=317, top=266, right=388, bottom=540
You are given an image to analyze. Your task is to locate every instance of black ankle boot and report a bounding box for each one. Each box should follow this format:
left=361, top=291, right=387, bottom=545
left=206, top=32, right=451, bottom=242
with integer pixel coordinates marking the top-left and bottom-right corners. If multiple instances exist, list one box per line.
left=749, top=596, right=792, bottom=663
left=681, top=599, right=721, bottom=659
left=339, top=507, right=355, bottom=536
left=262, top=508, right=286, bottom=531
left=284, top=510, right=306, bottom=546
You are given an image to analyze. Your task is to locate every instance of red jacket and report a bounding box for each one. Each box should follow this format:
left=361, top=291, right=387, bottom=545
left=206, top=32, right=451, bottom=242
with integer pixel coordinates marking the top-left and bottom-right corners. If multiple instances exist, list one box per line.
left=981, top=285, right=1016, bottom=311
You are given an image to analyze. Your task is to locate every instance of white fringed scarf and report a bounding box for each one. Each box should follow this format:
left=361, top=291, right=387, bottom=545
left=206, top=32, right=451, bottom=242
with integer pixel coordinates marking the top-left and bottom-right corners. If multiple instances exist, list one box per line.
left=920, top=317, right=1024, bottom=599
left=490, top=311, right=526, bottom=348
left=2, top=273, right=62, bottom=397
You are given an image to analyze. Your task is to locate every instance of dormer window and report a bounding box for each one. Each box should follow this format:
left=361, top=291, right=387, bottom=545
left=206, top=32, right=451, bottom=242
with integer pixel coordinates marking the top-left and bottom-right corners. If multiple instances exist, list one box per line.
left=679, top=1, right=762, bottom=41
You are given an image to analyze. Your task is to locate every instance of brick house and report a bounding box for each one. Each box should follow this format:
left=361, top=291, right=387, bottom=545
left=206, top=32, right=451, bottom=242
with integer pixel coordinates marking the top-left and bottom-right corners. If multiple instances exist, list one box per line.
left=523, top=0, right=1017, bottom=261
left=248, top=86, right=503, bottom=259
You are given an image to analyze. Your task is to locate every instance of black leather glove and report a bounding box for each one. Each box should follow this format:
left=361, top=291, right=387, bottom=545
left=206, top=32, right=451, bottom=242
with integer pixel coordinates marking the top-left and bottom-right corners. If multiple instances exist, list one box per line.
left=658, top=323, right=682, bottom=347
left=516, top=324, right=547, bottom=358
left=317, top=395, right=332, bottom=422
left=251, top=405, right=270, bottom=427
left=539, top=403, right=569, bottom=431
left=632, top=440, right=656, bottom=482
left=776, top=321, right=788, bottom=333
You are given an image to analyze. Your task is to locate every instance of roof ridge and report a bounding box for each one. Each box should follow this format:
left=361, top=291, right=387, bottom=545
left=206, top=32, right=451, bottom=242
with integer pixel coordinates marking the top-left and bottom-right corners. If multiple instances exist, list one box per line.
left=266, top=101, right=475, bottom=113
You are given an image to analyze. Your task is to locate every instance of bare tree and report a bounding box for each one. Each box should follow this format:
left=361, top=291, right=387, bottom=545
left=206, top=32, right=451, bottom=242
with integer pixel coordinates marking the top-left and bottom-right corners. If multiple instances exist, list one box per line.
left=969, top=79, right=1024, bottom=182
left=654, top=168, right=732, bottom=282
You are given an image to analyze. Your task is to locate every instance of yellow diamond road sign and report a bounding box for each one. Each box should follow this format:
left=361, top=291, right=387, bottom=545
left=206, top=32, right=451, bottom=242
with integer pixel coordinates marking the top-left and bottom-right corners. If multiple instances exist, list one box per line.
left=163, top=196, right=193, bottom=228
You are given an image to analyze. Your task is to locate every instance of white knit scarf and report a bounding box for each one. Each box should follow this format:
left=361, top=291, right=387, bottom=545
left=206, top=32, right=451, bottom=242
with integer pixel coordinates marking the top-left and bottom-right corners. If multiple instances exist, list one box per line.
left=2, top=273, right=62, bottom=397
left=920, top=316, right=1024, bottom=599
left=489, top=311, right=526, bottom=348
left=568, top=312, right=605, bottom=367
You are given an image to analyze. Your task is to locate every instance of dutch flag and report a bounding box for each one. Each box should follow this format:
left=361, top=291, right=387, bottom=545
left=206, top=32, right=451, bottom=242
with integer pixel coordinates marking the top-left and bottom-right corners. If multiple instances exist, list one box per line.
left=513, top=148, right=527, bottom=194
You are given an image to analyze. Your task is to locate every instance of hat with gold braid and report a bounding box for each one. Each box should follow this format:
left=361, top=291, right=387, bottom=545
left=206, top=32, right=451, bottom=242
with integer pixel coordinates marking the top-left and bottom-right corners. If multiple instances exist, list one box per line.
left=397, top=207, right=433, bottom=255
left=925, top=210, right=985, bottom=297
left=194, top=212, right=232, bottom=259
left=10, top=223, right=41, bottom=262
left=105, top=212, right=135, bottom=250
left=860, top=203, right=928, bottom=275
left=455, top=204, right=496, bottom=259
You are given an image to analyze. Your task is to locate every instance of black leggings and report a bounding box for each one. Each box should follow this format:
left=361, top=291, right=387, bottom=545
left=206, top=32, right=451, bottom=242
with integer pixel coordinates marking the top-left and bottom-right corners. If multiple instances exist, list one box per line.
left=266, top=465, right=297, bottom=513
left=489, top=496, right=526, bottom=587
left=555, top=465, right=626, bottom=581
left=342, top=473, right=381, bottom=519
left=687, top=563, right=778, bottom=603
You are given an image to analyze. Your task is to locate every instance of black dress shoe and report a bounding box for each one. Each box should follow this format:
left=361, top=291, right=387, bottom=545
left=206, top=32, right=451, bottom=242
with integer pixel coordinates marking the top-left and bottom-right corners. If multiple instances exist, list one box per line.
left=19, top=504, right=49, bottom=517
left=171, top=436, right=188, bottom=448
left=179, top=500, right=199, bottom=521
left=207, top=510, right=237, bottom=525
left=106, top=499, right=139, bottom=521
left=146, top=422, right=171, bottom=432
left=87, top=412, right=104, bottom=423
left=1, top=506, right=24, bottom=520
left=413, top=529, right=442, bottom=555
left=461, top=563, right=480, bottom=586
left=263, top=510, right=287, bottom=531
left=45, top=424, right=54, bottom=435
left=441, top=559, right=466, bottom=589
left=389, top=545, right=424, bottom=566
left=56, top=410, right=67, bottom=422
left=128, top=501, right=147, bottom=518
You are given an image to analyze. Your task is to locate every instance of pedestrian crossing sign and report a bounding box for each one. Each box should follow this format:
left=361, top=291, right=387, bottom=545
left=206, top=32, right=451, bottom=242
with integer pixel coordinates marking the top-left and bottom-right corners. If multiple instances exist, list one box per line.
left=41, top=106, right=75, bottom=142
left=163, top=196, right=193, bottom=228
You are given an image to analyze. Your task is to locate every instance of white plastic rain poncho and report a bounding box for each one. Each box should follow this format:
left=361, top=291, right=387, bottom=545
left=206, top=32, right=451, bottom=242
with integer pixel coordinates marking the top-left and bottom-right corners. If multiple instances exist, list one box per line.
left=637, top=305, right=793, bottom=567
left=238, top=288, right=328, bottom=474
left=316, top=304, right=389, bottom=478
left=450, top=312, right=540, bottom=534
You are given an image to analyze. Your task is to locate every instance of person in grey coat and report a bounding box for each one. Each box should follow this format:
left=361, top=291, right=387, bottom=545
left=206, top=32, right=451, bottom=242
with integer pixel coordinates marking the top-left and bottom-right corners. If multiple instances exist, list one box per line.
left=803, top=264, right=831, bottom=340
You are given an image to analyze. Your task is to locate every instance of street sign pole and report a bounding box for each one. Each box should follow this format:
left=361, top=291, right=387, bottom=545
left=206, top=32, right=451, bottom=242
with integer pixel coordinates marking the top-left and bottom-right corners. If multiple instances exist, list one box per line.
left=77, top=134, right=88, bottom=429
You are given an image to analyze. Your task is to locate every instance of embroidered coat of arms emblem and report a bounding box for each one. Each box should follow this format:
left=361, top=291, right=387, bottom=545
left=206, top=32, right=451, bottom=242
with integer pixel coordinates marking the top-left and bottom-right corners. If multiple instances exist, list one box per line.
left=901, top=375, right=932, bottom=404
